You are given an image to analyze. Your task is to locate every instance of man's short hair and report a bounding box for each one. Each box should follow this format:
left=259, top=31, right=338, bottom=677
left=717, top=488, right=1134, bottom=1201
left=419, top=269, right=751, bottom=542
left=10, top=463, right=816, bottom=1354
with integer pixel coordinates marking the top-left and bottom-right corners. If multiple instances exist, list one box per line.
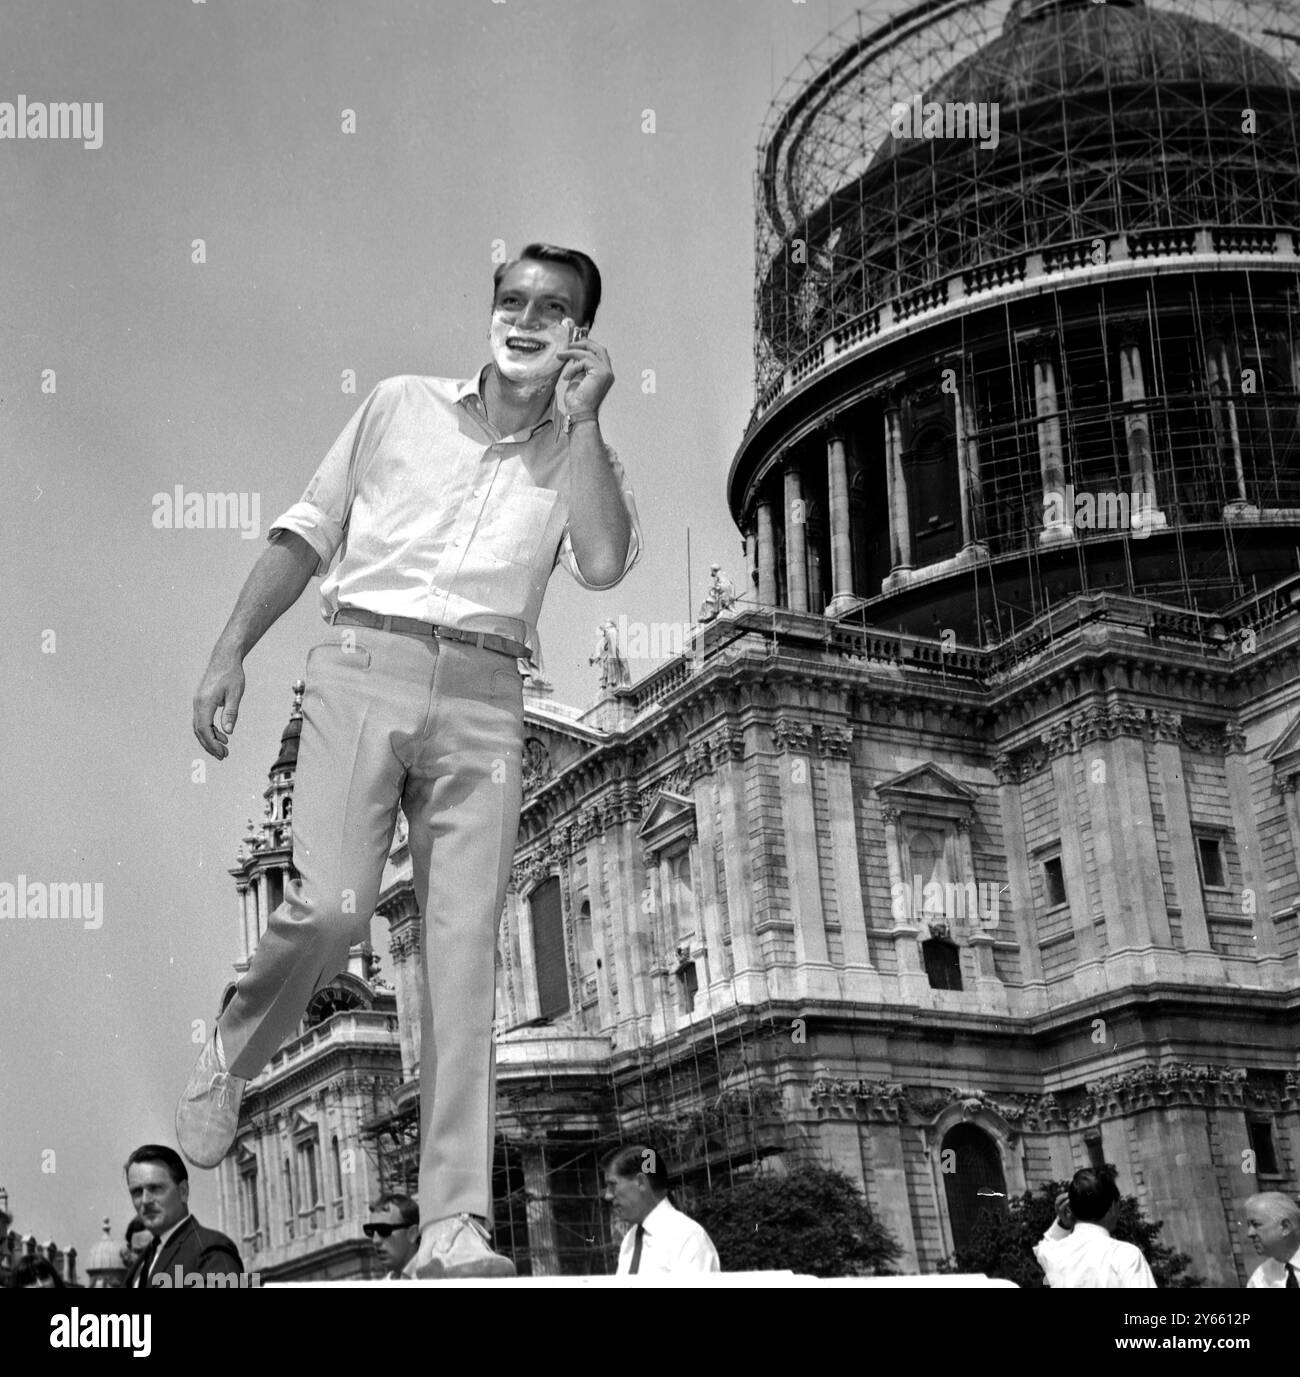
left=370, top=1193, right=419, bottom=1227
left=492, top=242, right=602, bottom=327
left=124, top=1144, right=188, bottom=1187
left=603, top=1144, right=669, bottom=1192
left=1068, top=1167, right=1120, bottom=1223
left=1245, top=1191, right=1300, bottom=1229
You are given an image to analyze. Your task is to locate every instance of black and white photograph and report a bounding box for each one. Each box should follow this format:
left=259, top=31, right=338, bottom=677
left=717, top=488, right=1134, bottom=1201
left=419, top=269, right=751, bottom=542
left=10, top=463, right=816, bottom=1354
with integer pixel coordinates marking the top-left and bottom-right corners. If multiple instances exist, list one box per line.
left=3, top=0, right=1299, bottom=1344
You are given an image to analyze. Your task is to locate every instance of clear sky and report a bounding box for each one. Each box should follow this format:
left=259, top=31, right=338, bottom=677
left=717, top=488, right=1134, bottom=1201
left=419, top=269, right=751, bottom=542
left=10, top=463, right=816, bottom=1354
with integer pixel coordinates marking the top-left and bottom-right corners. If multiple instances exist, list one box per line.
left=0, top=0, right=877, bottom=1257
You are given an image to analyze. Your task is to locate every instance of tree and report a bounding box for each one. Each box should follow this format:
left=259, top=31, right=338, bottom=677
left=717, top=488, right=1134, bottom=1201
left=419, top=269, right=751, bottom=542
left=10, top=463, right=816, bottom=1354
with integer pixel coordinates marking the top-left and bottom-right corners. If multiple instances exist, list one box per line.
left=691, top=1161, right=902, bottom=1277
left=945, top=1180, right=1203, bottom=1288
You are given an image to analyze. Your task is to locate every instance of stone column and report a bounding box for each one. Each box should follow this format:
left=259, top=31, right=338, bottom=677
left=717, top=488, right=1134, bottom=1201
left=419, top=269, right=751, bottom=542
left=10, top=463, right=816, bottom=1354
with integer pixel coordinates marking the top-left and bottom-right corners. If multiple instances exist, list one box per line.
left=1119, top=334, right=1166, bottom=533
left=756, top=499, right=777, bottom=606
left=521, top=1147, right=560, bottom=1276
left=1224, top=729, right=1280, bottom=964
left=690, top=777, right=730, bottom=1001
left=1148, top=713, right=1223, bottom=981
left=514, top=887, right=540, bottom=1024
left=783, top=466, right=808, bottom=613
left=1075, top=714, right=1171, bottom=985
left=744, top=528, right=758, bottom=604
left=880, top=805, right=930, bottom=1001
left=587, top=831, right=642, bottom=1041
left=950, top=368, right=987, bottom=554
left=237, top=886, right=252, bottom=966
left=257, top=873, right=271, bottom=941
left=1035, top=344, right=1073, bottom=544
left=882, top=401, right=913, bottom=588
left=826, top=431, right=856, bottom=614
left=773, top=718, right=834, bottom=998
left=992, top=754, right=1046, bottom=1005
left=1045, top=725, right=1102, bottom=991
left=955, top=816, right=1006, bottom=1008
left=1207, top=336, right=1252, bottom=510
left=1280, top=776, right=1300, bottom=881
left=819, top=726, right=878, bottom=1000
left=711, top=731, right=769, bottom=1005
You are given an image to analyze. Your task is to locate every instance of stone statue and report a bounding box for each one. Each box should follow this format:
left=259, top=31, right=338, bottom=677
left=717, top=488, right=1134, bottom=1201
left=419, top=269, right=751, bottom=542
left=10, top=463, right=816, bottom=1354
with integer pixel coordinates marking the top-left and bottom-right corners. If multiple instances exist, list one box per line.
left=588, top=619, right=630, bottom=690
left=698, top=563, right=738, bottom=620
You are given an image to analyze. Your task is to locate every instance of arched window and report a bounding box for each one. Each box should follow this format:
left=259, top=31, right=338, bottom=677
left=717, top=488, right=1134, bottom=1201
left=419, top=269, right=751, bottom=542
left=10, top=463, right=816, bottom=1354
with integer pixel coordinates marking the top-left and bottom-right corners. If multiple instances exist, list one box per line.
left=940, top=1123, right=1007, bottom=1255
left=304, top=984, right=364, bottom=1030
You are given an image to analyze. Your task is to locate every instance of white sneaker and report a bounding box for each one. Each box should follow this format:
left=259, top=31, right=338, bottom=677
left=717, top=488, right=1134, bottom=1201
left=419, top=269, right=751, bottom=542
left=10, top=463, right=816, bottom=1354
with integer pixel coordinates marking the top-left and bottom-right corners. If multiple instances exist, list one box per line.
left=402, top=1214, right=516, bottom=1279
left=175, top=1029, right=247, bottom=1168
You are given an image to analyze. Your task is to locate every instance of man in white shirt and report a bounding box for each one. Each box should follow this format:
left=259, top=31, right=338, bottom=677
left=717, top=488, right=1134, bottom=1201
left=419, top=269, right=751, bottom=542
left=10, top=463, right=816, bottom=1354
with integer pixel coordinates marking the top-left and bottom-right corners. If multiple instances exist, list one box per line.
left=604, top=1144, right=720, bottom=1276
left=1033, top=1168, right=1157, bottom=1288
left=1243, top=1191, right=1300, bottom=1287
left=176, top=243, right=642, bottom=1279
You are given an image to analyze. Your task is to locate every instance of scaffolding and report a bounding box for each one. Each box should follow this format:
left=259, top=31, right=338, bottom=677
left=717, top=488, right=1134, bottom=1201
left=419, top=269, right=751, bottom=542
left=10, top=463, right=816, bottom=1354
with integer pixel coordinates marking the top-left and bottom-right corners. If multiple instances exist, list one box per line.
left=754, top=0, right=1300, bottom=396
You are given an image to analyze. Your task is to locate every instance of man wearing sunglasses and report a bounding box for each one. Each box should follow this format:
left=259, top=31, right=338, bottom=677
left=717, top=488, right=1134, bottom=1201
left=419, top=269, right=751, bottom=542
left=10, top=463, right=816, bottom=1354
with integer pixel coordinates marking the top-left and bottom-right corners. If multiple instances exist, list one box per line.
left=364, top=1195, right=420, bottom=1281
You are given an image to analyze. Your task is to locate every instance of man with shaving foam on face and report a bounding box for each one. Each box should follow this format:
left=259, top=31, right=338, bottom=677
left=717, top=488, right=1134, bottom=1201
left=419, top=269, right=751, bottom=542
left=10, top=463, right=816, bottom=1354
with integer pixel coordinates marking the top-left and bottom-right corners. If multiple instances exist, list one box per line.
left=181, top=243, right=641, bottom=1278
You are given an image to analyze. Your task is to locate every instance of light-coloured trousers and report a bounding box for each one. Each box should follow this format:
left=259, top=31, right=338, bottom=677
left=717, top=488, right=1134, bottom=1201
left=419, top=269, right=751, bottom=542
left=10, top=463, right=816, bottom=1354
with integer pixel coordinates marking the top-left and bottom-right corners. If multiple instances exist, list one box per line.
left=218, top=627, right=525, bottom=1226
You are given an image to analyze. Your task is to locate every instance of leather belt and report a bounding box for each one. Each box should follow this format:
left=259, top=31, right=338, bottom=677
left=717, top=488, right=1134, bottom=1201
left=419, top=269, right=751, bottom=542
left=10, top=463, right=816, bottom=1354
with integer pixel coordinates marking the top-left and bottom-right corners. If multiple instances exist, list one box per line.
left=331, top=608, right=529, bottom=660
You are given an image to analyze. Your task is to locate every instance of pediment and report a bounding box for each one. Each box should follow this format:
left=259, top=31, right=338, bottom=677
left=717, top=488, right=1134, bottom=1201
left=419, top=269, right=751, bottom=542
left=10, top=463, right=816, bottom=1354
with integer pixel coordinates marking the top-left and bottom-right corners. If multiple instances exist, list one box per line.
left=290, top=1111, right=315, bottom=1138
left=875, top=763, right=978, bottom=818
left=1265, top=712, right=1300, bottom=773
left=637, top=791, right=696, bottom=852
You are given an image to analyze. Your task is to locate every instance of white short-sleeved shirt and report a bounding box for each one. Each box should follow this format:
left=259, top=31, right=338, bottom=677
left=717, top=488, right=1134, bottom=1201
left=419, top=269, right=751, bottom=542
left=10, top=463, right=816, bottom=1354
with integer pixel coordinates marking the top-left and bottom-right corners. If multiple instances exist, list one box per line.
left=269, top=369, right=642, bottom=666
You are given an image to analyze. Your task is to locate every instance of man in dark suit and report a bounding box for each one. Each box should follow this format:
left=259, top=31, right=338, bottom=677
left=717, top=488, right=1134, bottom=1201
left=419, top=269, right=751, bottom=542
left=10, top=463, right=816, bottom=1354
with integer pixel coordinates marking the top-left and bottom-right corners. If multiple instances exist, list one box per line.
left=124, top=1144, right=244, bottom=1288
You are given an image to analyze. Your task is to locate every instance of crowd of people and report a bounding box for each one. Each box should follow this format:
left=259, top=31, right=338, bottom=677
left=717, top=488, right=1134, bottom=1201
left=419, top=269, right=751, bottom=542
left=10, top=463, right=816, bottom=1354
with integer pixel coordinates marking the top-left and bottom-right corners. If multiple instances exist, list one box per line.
left=2, top=1151, right=1296, bottom=1286
left=1034, top=1169, right=1300, bottom=1289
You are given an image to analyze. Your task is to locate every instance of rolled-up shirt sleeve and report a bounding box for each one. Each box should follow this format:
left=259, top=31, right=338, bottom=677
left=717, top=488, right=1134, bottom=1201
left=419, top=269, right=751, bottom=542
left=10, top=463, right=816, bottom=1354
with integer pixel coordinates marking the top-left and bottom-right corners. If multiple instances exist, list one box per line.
left=555, top=444, right=644, bottom=591
left=268, top=382, right=392, bottom=577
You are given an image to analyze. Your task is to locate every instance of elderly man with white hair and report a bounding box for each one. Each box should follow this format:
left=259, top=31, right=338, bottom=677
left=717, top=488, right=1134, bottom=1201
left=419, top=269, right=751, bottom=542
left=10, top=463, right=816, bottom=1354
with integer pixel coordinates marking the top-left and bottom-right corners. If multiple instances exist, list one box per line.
left=1244, top=1191, right=1300, bottom=1288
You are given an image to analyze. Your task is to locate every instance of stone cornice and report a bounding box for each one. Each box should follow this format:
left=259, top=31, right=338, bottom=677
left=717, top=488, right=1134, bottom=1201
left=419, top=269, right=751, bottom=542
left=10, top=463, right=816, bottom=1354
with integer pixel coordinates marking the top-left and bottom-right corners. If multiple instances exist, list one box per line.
left=995, top=708, right=1247, bottom=780
left=808, top=1066, right=1300, bottom=1127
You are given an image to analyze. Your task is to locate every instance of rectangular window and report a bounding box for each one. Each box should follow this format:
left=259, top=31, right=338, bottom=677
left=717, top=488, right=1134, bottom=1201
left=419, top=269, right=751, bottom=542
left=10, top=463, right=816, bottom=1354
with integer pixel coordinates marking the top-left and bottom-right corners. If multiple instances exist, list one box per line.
left=530, top=876, right=570, bottom=1020
left=1043, top=854, right=1067, bottom=908
left=677, top=961, right=698, bottom=1013
left=1247, top=1118, right=1280, bottom=1177
left=1195, top=833, right=1227, bottom=888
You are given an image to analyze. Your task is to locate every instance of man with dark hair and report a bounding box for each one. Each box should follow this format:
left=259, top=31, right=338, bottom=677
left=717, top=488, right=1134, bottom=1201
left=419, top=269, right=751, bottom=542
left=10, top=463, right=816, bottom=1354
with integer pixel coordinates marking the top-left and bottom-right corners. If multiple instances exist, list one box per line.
left=1243, top=1191, right=1300, bottom=1287
left=603, top=1144, right=719, bottom=1275
left=180, top=242, right=641, bottom=1280
left=119, top=1215, right=153, bottom=1275
left=365, top=1194, right=420, bottom=1280
left=1033, top=1168, right=1156, bottom=1288
left=123, top=1145, right=243, bottom=1288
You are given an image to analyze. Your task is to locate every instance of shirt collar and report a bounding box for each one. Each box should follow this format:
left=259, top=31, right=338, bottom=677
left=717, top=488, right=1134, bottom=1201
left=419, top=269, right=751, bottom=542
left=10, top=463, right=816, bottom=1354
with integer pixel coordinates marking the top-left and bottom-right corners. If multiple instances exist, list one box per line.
left=640, top=1198, right=672, bottom=1234
left=153, top=1214, right=191, bottom=1256
left=1070, top=1221, right=1109, bottom=1238
left=457, top=364, right=558, bottom=439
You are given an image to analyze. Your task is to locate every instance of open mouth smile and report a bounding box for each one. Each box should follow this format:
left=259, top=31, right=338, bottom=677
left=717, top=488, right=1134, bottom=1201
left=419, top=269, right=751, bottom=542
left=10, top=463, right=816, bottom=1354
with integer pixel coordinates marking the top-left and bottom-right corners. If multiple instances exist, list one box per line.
left=506, top=336, right=549, bottom=353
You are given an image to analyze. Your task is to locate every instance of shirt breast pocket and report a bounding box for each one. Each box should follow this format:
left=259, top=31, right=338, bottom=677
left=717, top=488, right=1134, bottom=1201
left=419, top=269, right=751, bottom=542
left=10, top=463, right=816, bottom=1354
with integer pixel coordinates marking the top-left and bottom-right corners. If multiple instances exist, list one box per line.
left=477, top=487, right=559, bottom=568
